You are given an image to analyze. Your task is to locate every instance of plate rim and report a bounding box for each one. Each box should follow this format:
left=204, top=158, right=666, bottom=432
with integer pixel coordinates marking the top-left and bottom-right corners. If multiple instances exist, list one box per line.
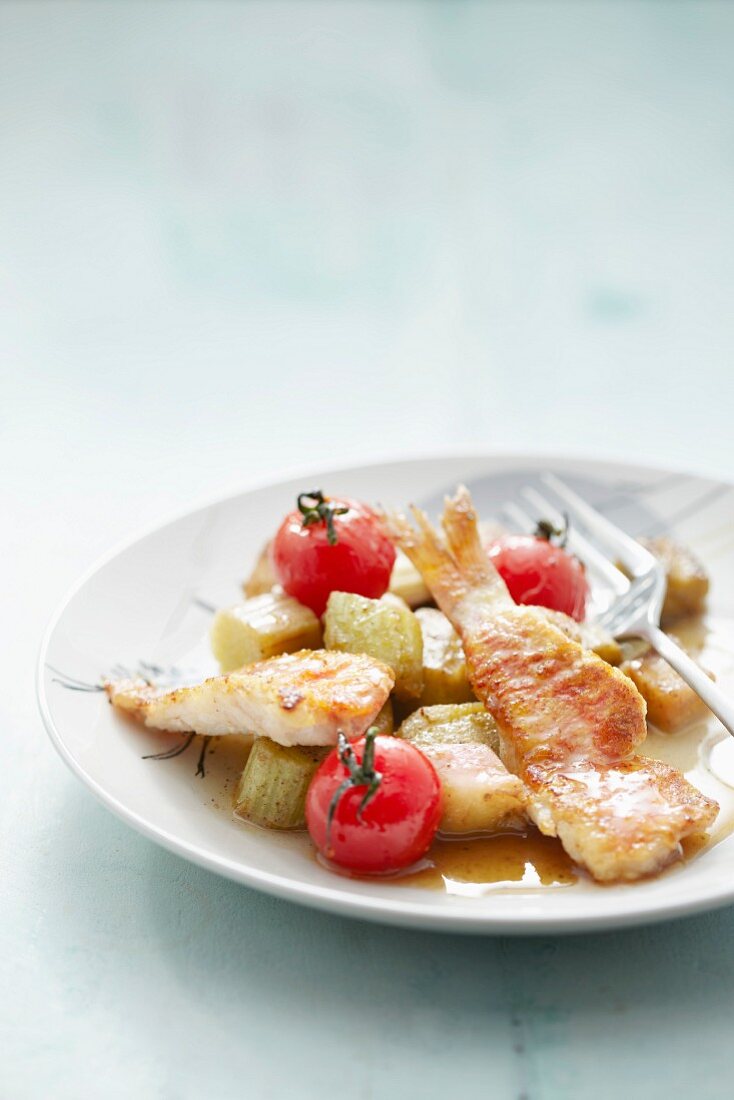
left=37, top=449, right=734, bottom=935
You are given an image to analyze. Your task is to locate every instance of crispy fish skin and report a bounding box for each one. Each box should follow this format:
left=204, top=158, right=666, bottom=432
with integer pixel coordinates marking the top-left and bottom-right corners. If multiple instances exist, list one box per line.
left=384, top=491, right=647, bottom=771
left=460, top=606, right=647, bottom=775
left=105, top=649, right=394, bottom=747
left=526, top=757, right=716, bottom=882
left=383, top=489, right=718, bottom=882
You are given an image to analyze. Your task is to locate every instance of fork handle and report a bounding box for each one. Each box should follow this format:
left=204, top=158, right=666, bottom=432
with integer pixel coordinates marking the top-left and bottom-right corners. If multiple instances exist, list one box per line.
left=640, top=624, right=734, bottom=738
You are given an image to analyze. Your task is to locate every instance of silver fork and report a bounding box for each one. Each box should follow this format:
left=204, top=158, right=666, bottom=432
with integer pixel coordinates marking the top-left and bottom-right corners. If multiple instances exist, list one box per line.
left=501, top=471, right=734, bottom=738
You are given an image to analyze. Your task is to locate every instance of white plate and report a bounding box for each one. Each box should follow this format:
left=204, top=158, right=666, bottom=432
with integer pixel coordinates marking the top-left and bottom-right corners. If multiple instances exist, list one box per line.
left=37, top=453, right=734, bottom=934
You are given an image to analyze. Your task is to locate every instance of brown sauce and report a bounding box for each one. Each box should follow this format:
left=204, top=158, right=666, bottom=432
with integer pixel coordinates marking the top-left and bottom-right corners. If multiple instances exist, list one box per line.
left=203, top=734, right=253, bottom=812
left=397, top=830, right=577, bottom=894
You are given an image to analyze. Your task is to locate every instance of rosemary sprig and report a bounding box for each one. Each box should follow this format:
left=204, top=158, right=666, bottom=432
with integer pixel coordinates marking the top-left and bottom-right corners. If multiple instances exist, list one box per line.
left=297, top=490, right=349, bottom=546
left=143, top=732, right=196, bottom=762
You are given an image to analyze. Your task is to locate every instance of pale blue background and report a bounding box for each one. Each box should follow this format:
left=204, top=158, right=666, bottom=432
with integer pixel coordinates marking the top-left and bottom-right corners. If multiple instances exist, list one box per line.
left=3, top=2, right=734, bottom=1097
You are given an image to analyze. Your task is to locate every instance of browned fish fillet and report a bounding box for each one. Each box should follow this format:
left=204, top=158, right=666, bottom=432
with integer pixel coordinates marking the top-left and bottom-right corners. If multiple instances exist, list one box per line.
left=383, top=489, right=717, bottom=882
left=105, top=649, right=394, bottom=747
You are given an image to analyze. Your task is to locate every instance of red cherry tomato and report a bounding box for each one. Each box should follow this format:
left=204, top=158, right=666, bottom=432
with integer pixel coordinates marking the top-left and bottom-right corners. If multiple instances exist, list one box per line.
left=487, top=534, right=589, bottom=621
left=272, top=491, right=396, bottom=617
left=306, top=731, right=442, bottom=875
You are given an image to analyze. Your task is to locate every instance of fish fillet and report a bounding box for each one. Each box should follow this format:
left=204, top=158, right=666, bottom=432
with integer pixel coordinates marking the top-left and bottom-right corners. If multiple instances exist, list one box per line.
left=105, top=649, right=394, bottom=747
left=383, top=489, right=718, bottom=882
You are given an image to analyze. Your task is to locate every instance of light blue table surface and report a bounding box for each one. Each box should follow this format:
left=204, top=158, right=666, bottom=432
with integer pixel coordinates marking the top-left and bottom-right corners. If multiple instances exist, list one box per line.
left=4, top=3, right=734, bottom=1097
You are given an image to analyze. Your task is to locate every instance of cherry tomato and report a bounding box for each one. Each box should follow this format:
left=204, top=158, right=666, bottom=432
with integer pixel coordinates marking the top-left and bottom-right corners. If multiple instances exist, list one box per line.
left=486, top=533, right=589, bottom=621
left=272, top=490, right=396, bottom=617
left=306, top=730, right=442, bottom=875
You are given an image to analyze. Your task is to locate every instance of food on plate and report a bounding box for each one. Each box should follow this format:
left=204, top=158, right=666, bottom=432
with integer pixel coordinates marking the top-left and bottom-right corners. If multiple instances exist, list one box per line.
left=485, top=521, right=589, bottom=621
left=211, top=591, right=322, bottom=672
left=640, top=535, right=710, bottom=624
left=415, top=608, right=476, bottom=706
left=235, top=702, right=395, bottom=833
left=397, top=704, right=527, bottom=833
left=398, top=702, right=501, bottom=753
left=243, top=540, right=278, bottom=598
left=370, top=698, right=395, bottom=736
left=108, top=480, right=722, bottom=891
left=526, top=755, right=716, bottom=882
left=621, top=648, right=712, bottom=732
left=234, top=738, right=328, bottom=829
left=537, top=608, right=623, bottom=665
left=388, top=550, right=432, bottom=608
left=244, top=541, right=431, bottom=609
left=574, top=619, right=624, bottom=666
left=271, top=490, right=396, bottom=616
left=105, top=649, right=393, bottom=747
left=323, top=590, right=423, bottom=700
left=383, top=487, right=717, bottom=881
left=305, top=728, right=442, bottom=873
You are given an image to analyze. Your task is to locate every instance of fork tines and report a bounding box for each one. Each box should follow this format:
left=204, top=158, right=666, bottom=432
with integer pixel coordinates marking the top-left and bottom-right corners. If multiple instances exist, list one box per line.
left=501, top=473, right=664, bottom=631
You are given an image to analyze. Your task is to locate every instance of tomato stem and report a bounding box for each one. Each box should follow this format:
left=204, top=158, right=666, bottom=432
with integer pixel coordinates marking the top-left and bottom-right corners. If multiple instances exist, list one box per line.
left=326, top=727, right=383, bottom=845
left=535, top=513, right=570, bottom=548
left=297, top=490, right=349, bottom=546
